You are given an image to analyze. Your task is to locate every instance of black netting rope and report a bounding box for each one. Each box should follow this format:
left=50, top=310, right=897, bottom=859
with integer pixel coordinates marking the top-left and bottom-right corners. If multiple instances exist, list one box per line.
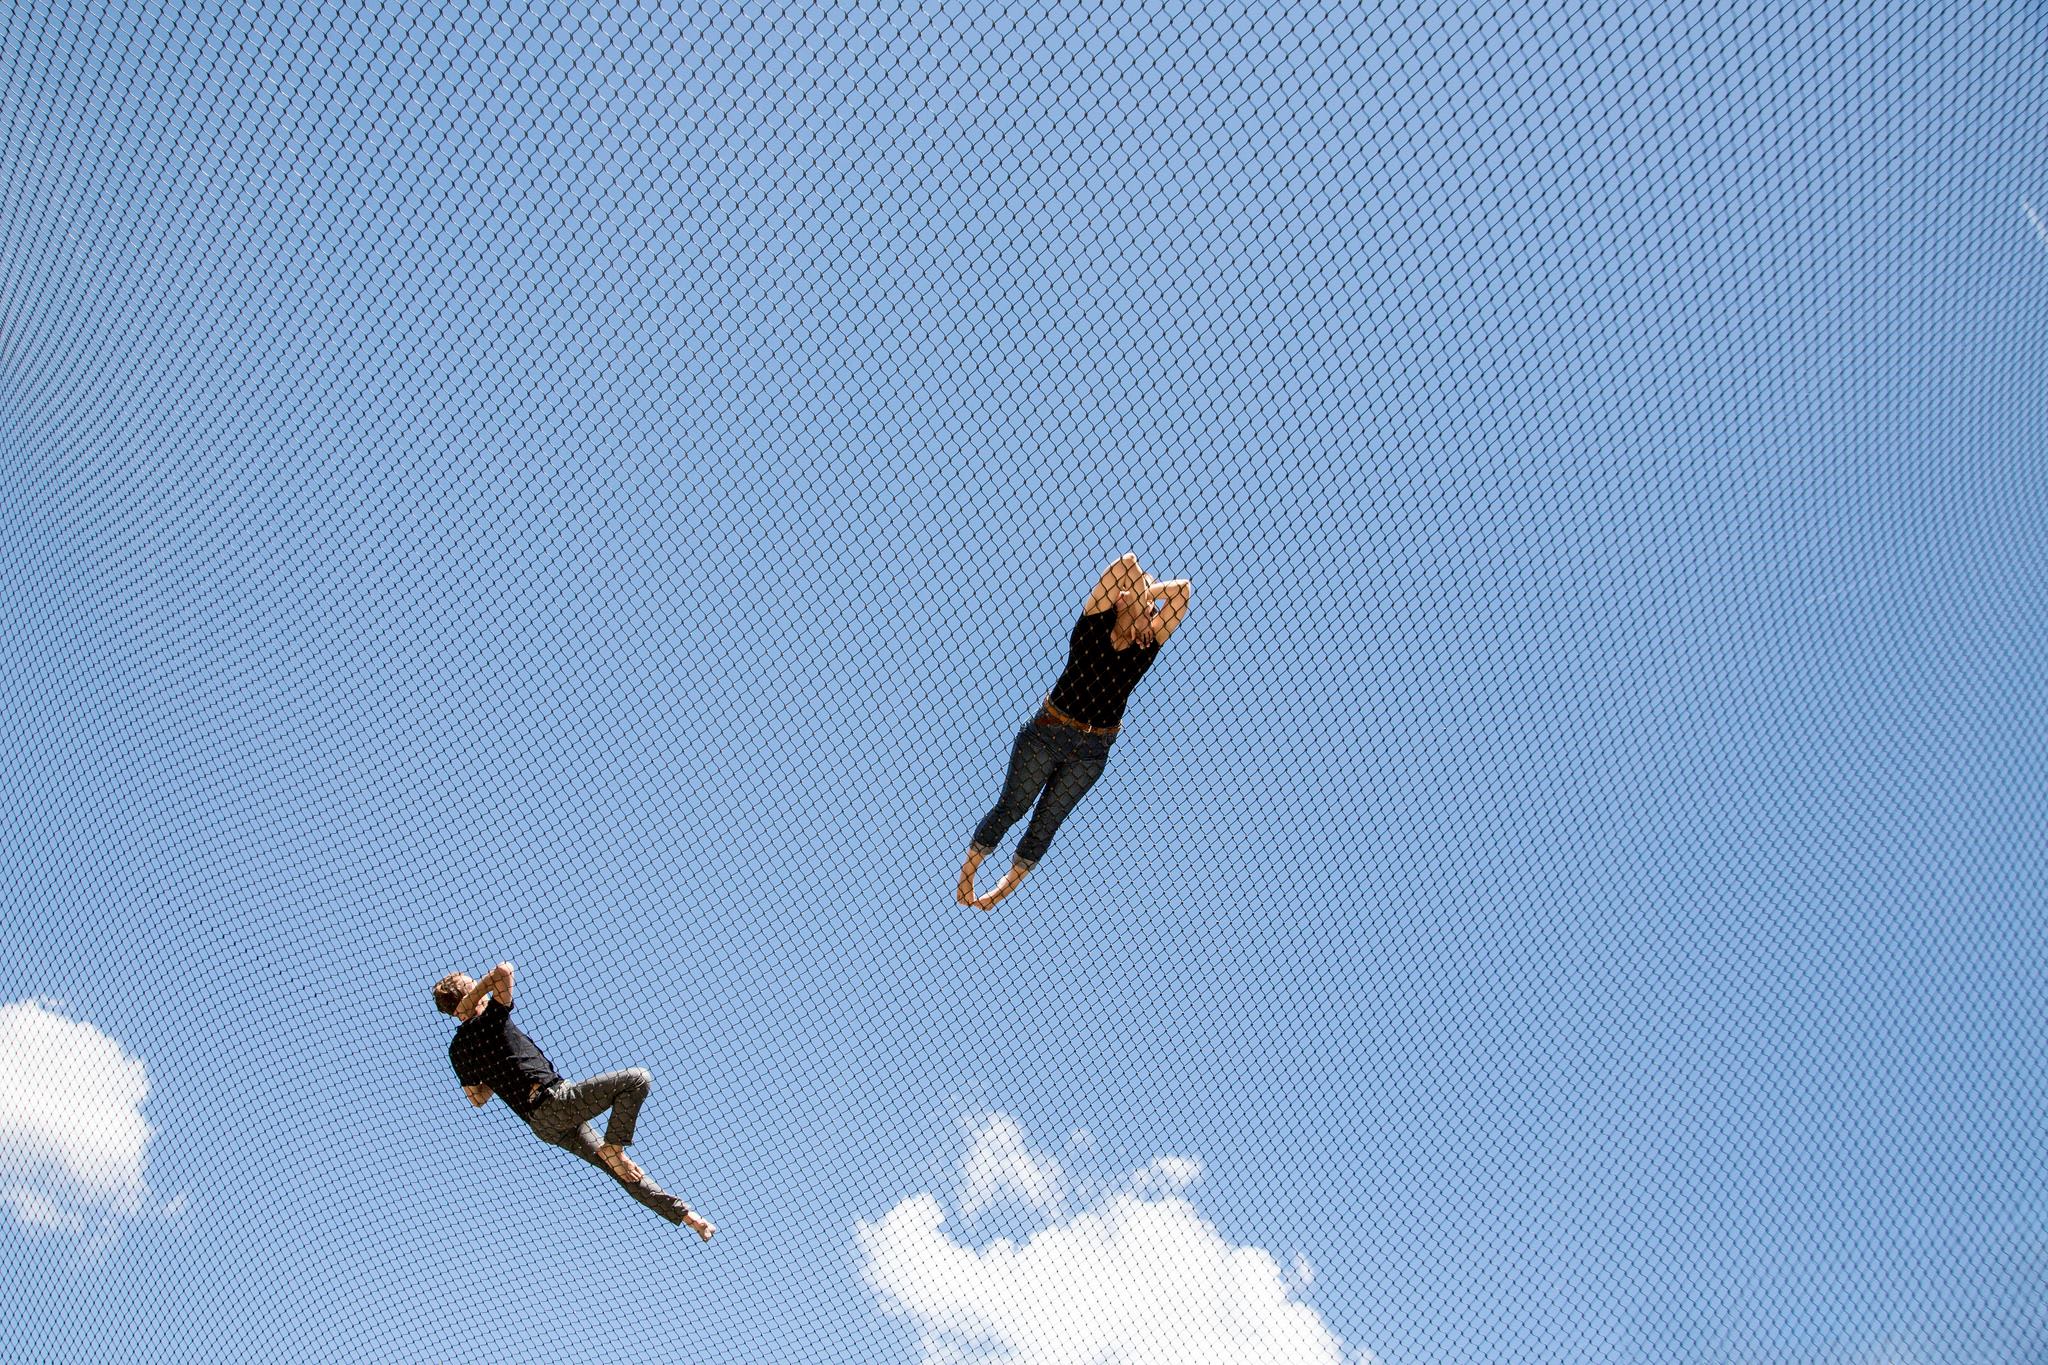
left=3, top=3, right=2045, bottom=1364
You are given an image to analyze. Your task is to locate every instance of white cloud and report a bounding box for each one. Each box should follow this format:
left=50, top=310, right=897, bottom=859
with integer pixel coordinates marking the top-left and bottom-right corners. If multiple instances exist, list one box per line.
left=858, top=1115, right=1372, bottom=1365
left=2, top=1185, right=83, bottom=1233
left=957, top=1113, right=1066, bottom=1217
left=1131, top=1154, right=1203, bottom=1194
left=0, top=999, right=159, bottom=1237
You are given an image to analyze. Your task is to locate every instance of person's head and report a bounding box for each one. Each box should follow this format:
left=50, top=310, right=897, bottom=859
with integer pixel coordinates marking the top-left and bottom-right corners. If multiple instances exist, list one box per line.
left=433, top=972, right=476, bottom=1017
left=1113, top=576, right=1159, bottom=644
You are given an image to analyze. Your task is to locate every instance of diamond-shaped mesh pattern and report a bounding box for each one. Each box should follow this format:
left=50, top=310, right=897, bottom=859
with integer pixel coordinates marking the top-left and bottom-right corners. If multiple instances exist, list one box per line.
left=3, top=2, right=2044, bottom=1363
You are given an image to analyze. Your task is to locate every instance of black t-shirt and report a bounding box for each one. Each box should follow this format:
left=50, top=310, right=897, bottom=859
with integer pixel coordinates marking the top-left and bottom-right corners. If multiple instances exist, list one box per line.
left=1045, top=609, right=1162, bottom=729
left=448, top=1000, right=563, bottom=1117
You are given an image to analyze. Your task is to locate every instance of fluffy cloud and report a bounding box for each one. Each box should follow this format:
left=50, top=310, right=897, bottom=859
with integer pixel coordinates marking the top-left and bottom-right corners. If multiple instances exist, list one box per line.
left=858, top=1115, right=1372, bottom=1365
left=0, top=999, right=158, bottom=1236
left=958, top=1113, right=1067, bottom=1217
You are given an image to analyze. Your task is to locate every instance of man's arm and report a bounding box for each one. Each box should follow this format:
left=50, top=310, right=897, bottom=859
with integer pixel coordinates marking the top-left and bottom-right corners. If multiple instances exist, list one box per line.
left=463, top=1083, right=494, bottom=1108
left=455, top=961, right=515, bottom=1020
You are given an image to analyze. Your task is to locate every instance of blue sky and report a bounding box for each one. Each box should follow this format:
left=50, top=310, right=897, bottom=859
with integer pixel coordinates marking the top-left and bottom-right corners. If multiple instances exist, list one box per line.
left=2, top=1, right=2044, bottom=1362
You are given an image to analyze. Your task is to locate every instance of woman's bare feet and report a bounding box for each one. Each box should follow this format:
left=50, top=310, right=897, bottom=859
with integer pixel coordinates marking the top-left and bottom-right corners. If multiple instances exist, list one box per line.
left=595, top=1142, right=644, bottom=1183
left=972, top=864, right=1029, bottom=911
left=682, top=1210, right=716, bottom=1242
left=957, top=848, right=986, bottom=905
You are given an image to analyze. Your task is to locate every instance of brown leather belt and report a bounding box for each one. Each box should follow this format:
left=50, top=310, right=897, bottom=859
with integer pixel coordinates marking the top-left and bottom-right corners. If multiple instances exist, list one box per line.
left=1035, top=696, right=1120, bottom=736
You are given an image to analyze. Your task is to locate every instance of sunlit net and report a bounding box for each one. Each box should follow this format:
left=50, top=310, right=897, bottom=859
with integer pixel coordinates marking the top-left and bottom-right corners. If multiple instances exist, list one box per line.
left=3, top=3, right=2044, bottom=1363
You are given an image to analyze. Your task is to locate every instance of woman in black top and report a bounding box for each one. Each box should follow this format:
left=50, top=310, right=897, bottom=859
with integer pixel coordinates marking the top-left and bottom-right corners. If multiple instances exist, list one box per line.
left=958, top=554, right=1192, bottom=909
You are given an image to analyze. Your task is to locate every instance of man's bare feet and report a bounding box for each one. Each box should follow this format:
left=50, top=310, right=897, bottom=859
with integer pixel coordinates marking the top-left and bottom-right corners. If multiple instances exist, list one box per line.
left=595, top=1142, right=643, bottom=1183
left=682, top=1210, right=716, bottom=1243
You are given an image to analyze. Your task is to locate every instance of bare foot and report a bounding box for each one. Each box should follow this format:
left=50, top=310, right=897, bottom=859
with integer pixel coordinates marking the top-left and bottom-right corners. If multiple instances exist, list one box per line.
left=596, top=1143, right=643, bottom=1183
left=974, top=867, right=1028, bottom=911
left=683, top=1210, right=716, bottom=1243
left=957, top=850, right=985, bottom=906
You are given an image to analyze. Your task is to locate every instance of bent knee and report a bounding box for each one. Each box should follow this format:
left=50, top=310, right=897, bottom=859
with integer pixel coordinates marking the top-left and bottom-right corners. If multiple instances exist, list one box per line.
left=623, top=1067, right=652, bottom=1091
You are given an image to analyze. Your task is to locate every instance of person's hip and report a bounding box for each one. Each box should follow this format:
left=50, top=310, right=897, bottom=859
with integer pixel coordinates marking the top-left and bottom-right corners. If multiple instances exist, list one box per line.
left=1034, top=694, right=1121, bottom=737
left=520, top=1079, right=572, bottom=1126
left=1020, top=699, right=1118, bottom=760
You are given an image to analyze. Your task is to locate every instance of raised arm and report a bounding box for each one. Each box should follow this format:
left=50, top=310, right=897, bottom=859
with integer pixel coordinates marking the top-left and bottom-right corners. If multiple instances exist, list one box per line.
left=455, top=961, right=515, bottom=1020
left=1082, top=554, right=1149, bottom=614
left=463, top=1083, right=494, bottom=1108
left=1148, top=579, right=1192, bottom=642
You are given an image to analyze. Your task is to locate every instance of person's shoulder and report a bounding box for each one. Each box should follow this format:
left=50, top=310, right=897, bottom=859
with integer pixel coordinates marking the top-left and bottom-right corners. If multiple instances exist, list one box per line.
left=465, top=1001, right=512, bottom=1034
left=451, top=1000, right=511, bottom=1037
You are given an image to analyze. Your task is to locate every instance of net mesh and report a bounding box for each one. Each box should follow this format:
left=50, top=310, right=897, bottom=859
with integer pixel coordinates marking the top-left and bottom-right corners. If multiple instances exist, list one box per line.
left=2, top=2, right=2044, bottom=1362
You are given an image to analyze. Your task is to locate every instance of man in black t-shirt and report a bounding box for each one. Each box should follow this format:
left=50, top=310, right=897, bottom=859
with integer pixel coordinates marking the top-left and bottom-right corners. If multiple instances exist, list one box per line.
left=436, top=962, right=715, bottom=1241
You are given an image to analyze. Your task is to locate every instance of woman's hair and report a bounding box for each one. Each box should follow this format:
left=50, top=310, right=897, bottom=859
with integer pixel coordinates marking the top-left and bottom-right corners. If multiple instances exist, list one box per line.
left=432, top=973, right=470, bottom=1015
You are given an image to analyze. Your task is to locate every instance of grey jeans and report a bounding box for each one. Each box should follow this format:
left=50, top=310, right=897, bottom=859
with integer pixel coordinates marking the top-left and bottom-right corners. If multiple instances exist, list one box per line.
left=525, top=1069, right=693, bottom=1225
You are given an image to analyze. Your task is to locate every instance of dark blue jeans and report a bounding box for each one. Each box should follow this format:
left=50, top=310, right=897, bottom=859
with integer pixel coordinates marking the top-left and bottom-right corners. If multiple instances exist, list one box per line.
left=970, top=719, right=1115, bottom=869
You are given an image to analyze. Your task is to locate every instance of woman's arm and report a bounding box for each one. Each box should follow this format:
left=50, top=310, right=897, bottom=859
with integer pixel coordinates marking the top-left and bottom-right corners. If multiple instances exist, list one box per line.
left=1081, top=555, right=1148, bottom=614
left=1149, top=579, right=1192, bottom=642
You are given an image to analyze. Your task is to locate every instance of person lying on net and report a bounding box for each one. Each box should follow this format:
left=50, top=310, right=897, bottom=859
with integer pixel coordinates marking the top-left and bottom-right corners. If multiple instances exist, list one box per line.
left=434, top=961, right=716, bottom=1242
left=958, top=553, right=1192, bottom=910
